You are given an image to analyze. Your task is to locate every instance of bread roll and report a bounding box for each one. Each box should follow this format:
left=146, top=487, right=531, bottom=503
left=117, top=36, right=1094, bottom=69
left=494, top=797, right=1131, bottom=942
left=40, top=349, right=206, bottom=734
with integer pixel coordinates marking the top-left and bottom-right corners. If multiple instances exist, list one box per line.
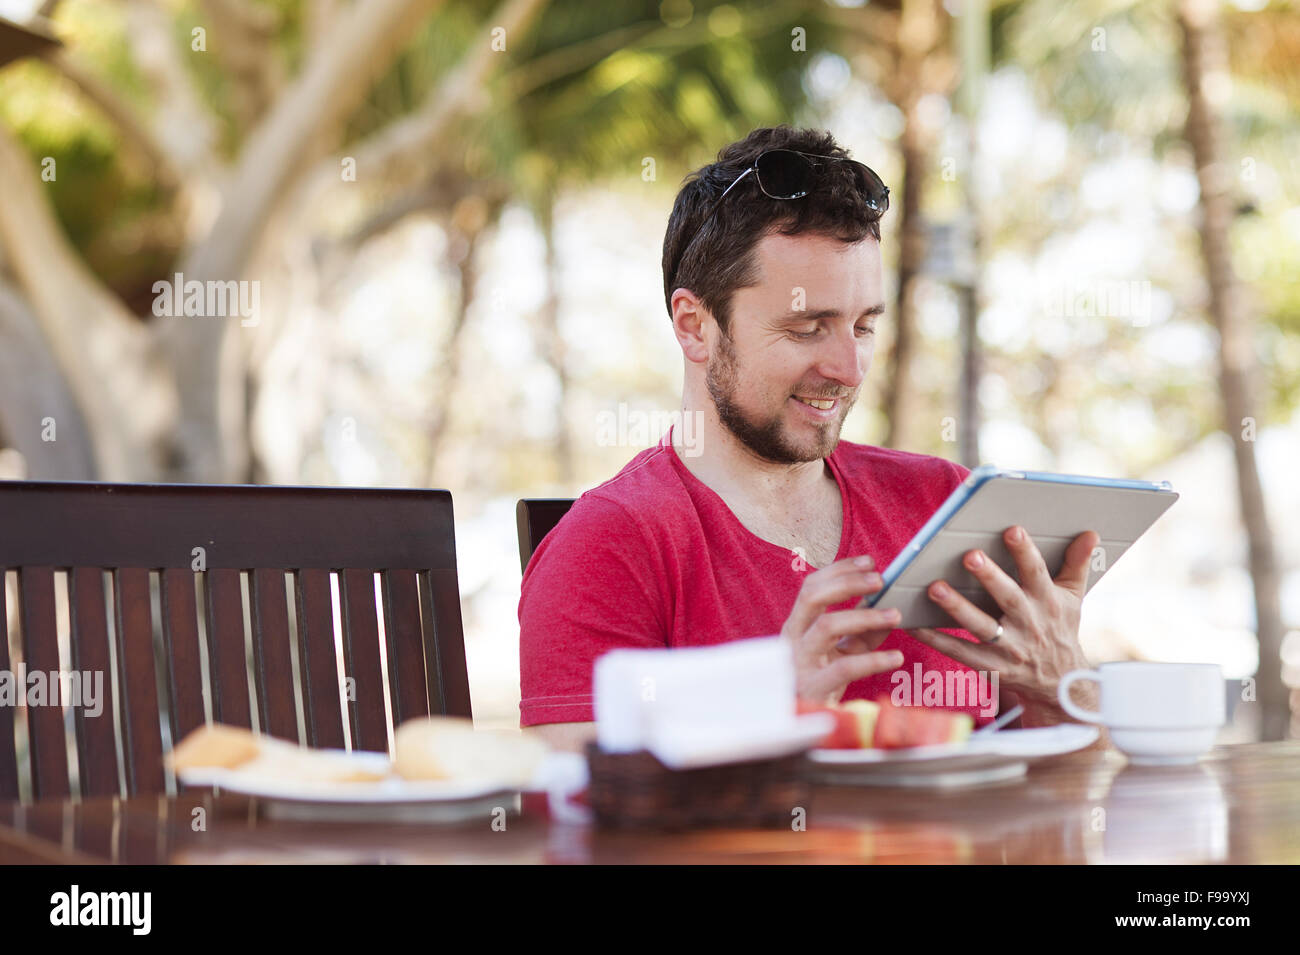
left=393, top=717, right=549, bottom=786
left=168, top=724, right=261, bottom=771
left=235, top=738, right=389, bottom=783
left=167, top=723, right=389, bottom=783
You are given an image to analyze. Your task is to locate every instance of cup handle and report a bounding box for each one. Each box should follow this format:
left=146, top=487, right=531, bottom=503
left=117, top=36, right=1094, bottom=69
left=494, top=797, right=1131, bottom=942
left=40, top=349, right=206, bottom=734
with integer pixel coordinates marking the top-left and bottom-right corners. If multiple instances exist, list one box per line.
left=1057, top=669, right=1103, bottom=723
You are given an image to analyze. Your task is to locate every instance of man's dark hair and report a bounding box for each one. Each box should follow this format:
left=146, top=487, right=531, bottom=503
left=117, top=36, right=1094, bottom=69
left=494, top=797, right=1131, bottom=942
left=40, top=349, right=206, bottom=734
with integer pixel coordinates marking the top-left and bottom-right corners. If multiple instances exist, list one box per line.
left=661, top=125, right=884, bottom=333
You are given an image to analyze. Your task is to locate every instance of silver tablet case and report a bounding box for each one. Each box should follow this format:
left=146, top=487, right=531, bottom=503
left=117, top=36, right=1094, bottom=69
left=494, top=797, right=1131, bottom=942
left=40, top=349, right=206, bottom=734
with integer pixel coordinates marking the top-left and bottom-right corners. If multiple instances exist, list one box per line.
left=867, top=467, right=1178, bottom=630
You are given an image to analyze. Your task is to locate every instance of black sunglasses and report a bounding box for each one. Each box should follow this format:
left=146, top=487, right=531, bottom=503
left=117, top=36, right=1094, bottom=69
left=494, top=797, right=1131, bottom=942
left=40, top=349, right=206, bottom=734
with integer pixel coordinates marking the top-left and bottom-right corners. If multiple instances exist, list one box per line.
left=668, top=149, right=890, bottom=296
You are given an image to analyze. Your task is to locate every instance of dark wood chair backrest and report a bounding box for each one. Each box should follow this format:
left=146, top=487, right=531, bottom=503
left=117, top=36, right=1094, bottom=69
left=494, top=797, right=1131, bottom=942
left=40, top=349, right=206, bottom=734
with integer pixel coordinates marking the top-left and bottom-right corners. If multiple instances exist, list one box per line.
left=0, top=481, right=470, bottom=804
left=515, top=499, right=576, bottom=573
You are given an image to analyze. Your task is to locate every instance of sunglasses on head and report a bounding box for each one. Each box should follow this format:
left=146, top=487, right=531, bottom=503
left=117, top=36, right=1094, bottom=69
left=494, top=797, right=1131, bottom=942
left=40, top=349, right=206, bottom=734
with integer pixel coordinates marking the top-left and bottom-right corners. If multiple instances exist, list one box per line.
left=668, top=148, right=890, bottom=297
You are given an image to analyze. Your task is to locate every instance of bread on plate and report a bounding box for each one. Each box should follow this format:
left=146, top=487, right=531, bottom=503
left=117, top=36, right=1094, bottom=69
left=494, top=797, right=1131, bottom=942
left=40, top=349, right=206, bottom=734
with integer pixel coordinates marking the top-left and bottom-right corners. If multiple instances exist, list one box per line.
left=168, top=724, right=388, bottom=783
left=393, top=717, right=548, bottom=787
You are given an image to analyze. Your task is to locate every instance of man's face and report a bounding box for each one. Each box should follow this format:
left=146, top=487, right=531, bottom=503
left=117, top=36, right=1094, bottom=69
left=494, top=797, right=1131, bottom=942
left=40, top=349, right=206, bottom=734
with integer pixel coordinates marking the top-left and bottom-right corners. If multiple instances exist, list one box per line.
left=705, top=230, right=884, bottom=464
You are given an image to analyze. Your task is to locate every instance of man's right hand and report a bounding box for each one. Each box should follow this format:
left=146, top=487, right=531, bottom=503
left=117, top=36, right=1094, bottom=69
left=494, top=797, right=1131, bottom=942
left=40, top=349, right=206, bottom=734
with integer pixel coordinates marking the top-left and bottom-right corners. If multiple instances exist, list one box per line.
left=781, top=555, right=904, bottom=704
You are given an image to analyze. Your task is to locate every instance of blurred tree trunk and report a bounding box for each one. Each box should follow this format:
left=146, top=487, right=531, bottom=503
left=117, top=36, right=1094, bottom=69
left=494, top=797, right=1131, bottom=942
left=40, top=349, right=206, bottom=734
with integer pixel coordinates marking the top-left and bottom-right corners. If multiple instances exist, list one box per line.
left=956, top=0, right=988, bottom=470
left=536, top=192, right=574, bottom=486
left=1, top=0, right=455, bottom=482
left=1178, top=0, right=1288, bottom=740
left=0, top=282, right=96, bottom=478
left=168, top=0, right=446, bottom=482
left=884, top=101, right=928, bottom=451
left=423, top=191, right=505, bottom=484
left=881, top=0, right=949, bottom=452
left=171, top=0, right=548, bottom=483
left=0, top=124, right=176, bottom=481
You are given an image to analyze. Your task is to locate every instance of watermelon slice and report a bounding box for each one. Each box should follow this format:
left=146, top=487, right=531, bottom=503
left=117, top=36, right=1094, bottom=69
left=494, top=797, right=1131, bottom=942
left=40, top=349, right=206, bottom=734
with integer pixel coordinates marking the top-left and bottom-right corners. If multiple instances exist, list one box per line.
left=839, top=699, right=880, bottom=748
left=800, top=697, right=974, bottom=749
left=871, top=697, right=973, bottom=749
left=796, top=698, right=859, bottom=749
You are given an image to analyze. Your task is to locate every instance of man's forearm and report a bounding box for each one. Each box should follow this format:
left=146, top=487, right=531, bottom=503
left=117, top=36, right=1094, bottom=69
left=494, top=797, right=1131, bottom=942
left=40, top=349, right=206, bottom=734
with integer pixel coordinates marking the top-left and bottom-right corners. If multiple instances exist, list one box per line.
left=525, top=721, right=597, bottom=753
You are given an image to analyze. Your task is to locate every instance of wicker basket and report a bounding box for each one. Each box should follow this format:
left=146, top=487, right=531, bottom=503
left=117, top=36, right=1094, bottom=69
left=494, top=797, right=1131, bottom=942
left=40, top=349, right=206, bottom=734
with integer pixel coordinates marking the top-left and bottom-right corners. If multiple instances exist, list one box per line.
left=584, top=742, right=811, bottom=830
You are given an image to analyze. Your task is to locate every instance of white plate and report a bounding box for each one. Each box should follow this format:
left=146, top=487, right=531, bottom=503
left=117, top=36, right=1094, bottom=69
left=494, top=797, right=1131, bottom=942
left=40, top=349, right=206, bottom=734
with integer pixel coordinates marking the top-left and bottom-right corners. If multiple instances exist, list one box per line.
left=806, top=724, right=1100, bottom=787
left=177, top=750, right=522, bottom=821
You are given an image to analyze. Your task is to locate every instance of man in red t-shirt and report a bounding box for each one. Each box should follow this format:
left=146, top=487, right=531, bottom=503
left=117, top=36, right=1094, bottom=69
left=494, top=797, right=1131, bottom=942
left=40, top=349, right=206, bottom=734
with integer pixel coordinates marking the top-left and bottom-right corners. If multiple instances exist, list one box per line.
left=519, top=126, right=1099, bottom=751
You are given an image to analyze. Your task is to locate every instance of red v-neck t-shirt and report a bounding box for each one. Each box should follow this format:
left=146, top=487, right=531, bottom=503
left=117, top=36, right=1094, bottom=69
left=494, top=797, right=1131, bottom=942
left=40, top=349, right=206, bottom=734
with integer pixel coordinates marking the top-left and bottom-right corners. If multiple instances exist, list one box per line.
left=518, top=426, right=995, bottom=728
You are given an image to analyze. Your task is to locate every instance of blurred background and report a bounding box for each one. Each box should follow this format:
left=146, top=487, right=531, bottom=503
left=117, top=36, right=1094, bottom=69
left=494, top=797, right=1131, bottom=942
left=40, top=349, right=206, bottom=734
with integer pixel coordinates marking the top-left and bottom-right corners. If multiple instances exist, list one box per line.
left=0, top=0, right=1295, bottom=739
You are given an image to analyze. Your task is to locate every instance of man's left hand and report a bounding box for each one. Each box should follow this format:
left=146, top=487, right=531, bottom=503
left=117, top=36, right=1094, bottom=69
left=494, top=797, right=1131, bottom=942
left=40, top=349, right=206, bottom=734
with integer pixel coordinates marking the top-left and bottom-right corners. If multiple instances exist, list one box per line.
left=910, top=526, right=1100, bottom=724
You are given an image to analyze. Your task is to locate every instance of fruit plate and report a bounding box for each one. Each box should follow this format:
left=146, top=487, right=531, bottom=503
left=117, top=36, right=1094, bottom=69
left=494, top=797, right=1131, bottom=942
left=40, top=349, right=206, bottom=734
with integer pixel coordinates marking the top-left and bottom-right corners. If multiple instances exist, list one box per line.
left=177, top=750, right=522, bottom=823
left=805, top=724, right=1100, bottom=788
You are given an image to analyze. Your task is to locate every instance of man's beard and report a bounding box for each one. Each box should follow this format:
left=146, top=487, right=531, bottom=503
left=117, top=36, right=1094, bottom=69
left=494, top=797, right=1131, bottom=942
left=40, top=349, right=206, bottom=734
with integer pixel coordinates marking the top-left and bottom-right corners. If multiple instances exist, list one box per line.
left=705, top=329, right=854, bottom=464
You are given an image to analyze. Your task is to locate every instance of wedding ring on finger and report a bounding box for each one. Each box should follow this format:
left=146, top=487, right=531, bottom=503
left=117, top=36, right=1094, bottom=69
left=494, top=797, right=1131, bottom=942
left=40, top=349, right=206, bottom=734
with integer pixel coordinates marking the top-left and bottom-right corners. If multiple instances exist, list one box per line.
left=985, top=623, right=1004, bottom=645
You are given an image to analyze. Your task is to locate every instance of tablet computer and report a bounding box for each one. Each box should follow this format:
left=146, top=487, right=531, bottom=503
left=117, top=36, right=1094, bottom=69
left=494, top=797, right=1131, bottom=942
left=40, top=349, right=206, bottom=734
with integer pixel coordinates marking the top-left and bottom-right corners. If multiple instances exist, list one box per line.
left=862, top=465, right=1179, bottom=629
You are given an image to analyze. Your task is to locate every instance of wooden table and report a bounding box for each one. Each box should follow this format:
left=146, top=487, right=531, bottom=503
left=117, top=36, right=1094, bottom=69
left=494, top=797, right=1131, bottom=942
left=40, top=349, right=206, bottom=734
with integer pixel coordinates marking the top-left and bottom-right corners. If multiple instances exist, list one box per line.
left=1, top=741, right=1297, bottom=864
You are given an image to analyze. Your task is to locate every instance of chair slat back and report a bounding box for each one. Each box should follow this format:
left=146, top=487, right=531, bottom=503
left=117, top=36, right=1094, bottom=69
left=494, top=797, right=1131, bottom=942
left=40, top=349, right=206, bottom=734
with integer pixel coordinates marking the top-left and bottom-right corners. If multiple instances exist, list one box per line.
left=294, top=568, right=346, bottom=749
left=159, top=568, right=205, bottom=746
left=68, top=567, right=118, bottom=798
left=515, top=499, right=576, bottom=573
left=340, top=567, right=388, bottom=754
left=0, top=578, right=15, bottom=802
left=250, top=567, right=297, bottom=742
left=114, top=567, right=165, bottom=796
left=18, top=566, right=69, bottom=799
left=422, top=568, right=471, bottom=718
left=382, top=569, right=430, bottom=725
left=0, top=481, right=470, bottom=804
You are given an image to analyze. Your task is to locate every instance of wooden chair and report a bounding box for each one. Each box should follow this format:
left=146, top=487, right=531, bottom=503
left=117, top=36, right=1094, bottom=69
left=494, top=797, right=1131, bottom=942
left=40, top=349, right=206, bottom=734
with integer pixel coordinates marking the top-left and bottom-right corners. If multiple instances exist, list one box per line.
left=0, top=481, right=471, bottom=803
left=515, top=499, right=575, bottom=573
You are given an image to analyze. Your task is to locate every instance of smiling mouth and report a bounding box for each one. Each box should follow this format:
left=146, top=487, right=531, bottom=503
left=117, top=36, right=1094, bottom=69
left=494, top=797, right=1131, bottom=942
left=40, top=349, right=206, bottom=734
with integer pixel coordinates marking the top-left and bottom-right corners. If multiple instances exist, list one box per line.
left=793, top=396, right=838, bottom=411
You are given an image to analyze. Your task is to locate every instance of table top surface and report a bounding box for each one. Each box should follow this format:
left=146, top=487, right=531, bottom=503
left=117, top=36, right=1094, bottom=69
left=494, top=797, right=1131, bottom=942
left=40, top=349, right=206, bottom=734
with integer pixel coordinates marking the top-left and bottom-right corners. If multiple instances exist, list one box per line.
left=2, top=740, right=1297, bottom=864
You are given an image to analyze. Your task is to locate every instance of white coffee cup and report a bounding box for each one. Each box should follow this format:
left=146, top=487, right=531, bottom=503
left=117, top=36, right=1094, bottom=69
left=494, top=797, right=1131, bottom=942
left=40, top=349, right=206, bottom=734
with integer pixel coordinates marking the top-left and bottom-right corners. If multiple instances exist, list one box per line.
left=1057, top=662, right=1225, bottom=765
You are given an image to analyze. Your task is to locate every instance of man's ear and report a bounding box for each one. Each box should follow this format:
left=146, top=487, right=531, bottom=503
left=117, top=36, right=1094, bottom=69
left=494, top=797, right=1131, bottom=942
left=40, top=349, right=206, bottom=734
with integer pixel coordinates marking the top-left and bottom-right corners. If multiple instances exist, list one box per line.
left=670, top=288, right=711, bottom=364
